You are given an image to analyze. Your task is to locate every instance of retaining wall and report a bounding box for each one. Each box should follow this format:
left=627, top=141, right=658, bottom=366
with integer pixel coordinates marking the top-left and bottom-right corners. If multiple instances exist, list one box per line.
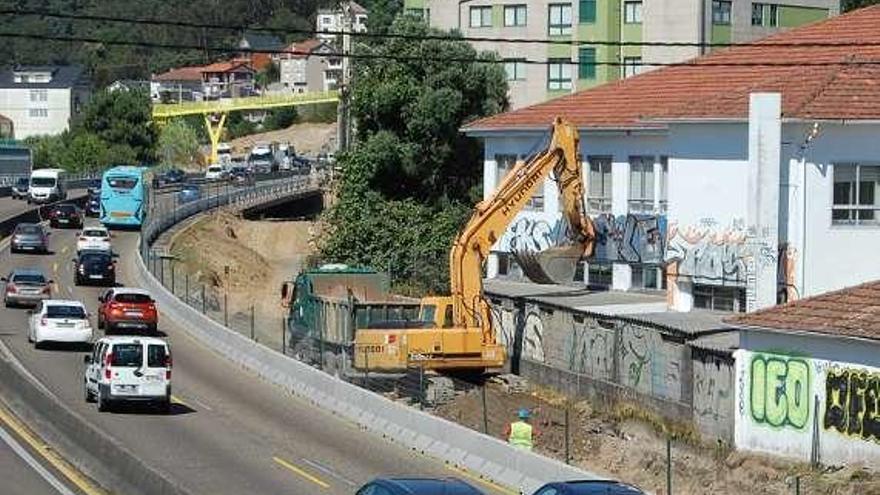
left=488, top=294, right=737, bottom=443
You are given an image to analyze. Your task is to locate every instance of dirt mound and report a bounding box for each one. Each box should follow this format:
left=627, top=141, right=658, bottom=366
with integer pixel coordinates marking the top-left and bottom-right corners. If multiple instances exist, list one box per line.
left=229, top=122, right=336, bottom=157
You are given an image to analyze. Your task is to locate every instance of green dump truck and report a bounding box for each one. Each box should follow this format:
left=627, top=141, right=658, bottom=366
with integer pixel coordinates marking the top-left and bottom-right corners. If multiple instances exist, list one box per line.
left=281, top=264, right=421, bottom=373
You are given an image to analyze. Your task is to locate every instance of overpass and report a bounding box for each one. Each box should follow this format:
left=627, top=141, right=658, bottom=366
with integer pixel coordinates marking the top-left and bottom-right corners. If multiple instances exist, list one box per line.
left=152, top=90, right=339, bottom=163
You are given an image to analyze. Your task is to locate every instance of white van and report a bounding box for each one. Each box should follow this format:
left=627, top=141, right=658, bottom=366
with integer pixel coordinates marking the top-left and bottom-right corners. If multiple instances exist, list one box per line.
left=84, top=336, right=172, bottom=413
left=28, top=168, right=67, bottom=204
left=216, top=142, right=233, bottom=165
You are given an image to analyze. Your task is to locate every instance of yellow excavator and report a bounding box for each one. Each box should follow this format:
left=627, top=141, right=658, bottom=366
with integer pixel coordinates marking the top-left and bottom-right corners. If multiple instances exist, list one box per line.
left=353, top=118, right=596, bottom=372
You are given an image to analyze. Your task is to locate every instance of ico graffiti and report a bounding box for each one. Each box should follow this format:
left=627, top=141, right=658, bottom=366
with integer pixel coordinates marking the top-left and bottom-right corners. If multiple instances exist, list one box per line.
left=749, top=355, right=811, bottom=429
left=824, top=368, right=880, bottom=443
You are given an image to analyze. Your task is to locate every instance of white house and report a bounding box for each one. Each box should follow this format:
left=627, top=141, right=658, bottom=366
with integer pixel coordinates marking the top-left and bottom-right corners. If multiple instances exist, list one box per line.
left=726, top=280, right=880, bottom=467
left=463, top=6, right=880, bottom=314
left=316, top=1, right=368, bottom=41
left=0, top=65, right=90, bottom=139
left=278, top=39, right=340, bottom=93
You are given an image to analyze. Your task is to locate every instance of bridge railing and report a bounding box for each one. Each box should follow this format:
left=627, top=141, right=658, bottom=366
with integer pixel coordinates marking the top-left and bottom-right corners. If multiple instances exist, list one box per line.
left=152, top=90, right=340, bottom=118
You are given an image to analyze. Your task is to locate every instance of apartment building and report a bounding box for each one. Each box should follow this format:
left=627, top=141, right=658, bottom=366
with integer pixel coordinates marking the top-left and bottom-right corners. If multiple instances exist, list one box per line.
left=317, top=1, right=369, bottom=42
left=405, top=0, right=838, bottom=109
left=0, top=65, right=90, bottom=139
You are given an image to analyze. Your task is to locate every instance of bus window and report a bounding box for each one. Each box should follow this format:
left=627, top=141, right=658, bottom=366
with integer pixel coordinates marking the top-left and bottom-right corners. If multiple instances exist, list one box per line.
left=107, top=177, right=138, bottom=189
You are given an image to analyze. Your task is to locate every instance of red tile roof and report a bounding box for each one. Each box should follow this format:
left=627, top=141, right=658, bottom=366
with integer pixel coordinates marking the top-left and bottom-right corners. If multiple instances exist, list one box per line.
left=465, top=6, right=880, bottom=131
left=726, top=280, right=880, bottom=341
left=153, top=66, right=203, bottom=82
left=200, top=61, right=254, bottom=73
left=283, top=39, right=326, bottom=59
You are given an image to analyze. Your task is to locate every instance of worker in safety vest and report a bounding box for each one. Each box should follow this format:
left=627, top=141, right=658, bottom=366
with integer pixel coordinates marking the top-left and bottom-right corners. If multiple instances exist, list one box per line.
left=504, top=408, right=536, bottom=450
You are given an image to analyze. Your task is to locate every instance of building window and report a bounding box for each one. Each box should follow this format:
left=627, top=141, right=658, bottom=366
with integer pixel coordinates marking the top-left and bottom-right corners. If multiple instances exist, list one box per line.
left=28, top=108, right=48, bottom=118
left=832, top=164, right=880, bottom=225
left=659, top=156, right=668, bottom=213
left=504, top=59, right=526, bottom=81
left=470, top=6, right=493, bottom=27
left=624, top=1, right=642, bottom=24
left=547, top=59, right=572, bottom=90
left=694, top=285, right=746, bottom=312
left=587, top=264, right=612, bottom=289
left=587, top=156, right=612, bottom=213
left=548, top=3, right=573, bottom=36
left=579, top=0, right=596, bottom=23
left=713, top=0, right=731, bottom=24
left=632, top=266, right=665, bottom=290
left=623, top=57, right=643, bottom=78
left=496, top=154, right=543, bottom=210
left=322, top=17, right=332, bottom=25
left=29, top=89, right=47, bottom=102
left=752, top=3, right=778, bottom=26
left=578, top=48, right=596, bottom=79
left=504, top=5, right=527, bottom=27
left=628, top=156, right=655, bottom=213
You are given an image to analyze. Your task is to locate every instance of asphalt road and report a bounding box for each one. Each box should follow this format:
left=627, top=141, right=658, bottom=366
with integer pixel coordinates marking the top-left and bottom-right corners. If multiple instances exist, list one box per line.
left=0, top=425, right=76, bottom=495
left=0, top=226, right=507, bottom=495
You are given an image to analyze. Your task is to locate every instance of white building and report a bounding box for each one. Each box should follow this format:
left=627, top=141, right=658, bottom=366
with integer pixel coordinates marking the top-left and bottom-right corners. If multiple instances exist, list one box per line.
left=316, top=1, right=368, bottom=41
left=0, top=65, right=90, bottom=139
left=463, top=7, right=880, bottom=314
left=278, top=39, right=341, bottom=93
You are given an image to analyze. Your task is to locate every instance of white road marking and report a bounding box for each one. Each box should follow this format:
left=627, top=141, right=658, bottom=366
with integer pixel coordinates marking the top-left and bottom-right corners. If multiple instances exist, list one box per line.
left=0, top=424, right=76, bottom=495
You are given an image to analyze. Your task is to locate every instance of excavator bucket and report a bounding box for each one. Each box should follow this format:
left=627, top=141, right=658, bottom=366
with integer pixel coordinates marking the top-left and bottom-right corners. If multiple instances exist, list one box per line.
left=514, top=242, right=585, bottom=285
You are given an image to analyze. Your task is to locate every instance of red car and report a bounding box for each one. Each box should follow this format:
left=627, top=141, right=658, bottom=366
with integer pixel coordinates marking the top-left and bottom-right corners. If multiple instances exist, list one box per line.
left=48, top=203, right=84, bottom=229
left=97, top=288, right=158, bottom=333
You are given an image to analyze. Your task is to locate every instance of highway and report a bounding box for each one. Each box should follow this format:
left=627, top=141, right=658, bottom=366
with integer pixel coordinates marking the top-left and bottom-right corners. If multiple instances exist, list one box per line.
left=0, top=417, right=83, bottom=495
left=0, top=190, right=86, bottom=222
left=0, top=226, right=508, bottom=495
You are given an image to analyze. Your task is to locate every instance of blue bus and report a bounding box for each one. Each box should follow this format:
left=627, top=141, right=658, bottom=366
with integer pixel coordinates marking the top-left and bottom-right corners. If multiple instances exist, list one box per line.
left=100, top=166, right=150, bottom=228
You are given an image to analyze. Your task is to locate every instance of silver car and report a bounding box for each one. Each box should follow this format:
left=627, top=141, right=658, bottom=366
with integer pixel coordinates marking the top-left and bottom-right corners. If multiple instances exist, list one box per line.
left=3, top=268, right=53, bottom=307
left=10, top=223, right=50, bottom=254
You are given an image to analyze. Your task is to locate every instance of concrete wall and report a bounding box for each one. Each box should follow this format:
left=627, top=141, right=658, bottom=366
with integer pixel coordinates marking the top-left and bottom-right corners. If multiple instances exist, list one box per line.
left=735, top=330, right=880, bottom=467
left=488, top=294, right=737, bottom=441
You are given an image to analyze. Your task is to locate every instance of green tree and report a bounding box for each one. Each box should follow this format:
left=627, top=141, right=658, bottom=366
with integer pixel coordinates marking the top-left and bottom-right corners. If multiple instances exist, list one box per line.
left=321, top=17, right=508, bottom=295
left=24, top=135, right=66, bottom=169
left=80, top=88, right=158, bottom=164
left=263, top=106, right=299, bottom=131
left=843, top=0, right=879, bottom=11
left=60, top=132, right=109, bottom=172
left=157, top=119, right=200, bottom=167
left=362, top=0, right=404, bottom=34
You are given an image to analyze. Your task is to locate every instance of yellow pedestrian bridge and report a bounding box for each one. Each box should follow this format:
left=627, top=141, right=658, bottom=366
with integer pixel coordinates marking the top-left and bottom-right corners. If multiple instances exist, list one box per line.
left=152, top=90, right=339, bottom=162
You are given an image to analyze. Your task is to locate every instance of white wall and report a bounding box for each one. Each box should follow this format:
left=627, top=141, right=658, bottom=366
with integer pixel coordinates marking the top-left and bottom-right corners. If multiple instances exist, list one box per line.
left=0, top=87, right=72, bottom=139
left=735, top=330, right=880, bottom=467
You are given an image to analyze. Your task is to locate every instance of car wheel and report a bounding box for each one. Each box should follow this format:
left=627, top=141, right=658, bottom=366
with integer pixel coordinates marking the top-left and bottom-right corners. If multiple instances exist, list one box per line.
left=97, top=315, right=103, bottom=330
left=74, top=276, right=80, bottom=286
left=158, top=399, right=171, bottom=415
left=4, top=299, right=10, bottom=308
left=33, top=340, right=42, bottom=350
left=84, top=381, right=96, bottom=403
left=147, top=323, right=158, bottom=333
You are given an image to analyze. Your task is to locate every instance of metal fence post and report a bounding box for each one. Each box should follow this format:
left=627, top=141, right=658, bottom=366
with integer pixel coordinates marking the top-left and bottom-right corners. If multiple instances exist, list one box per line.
left=481, top=384, right=489, bottom=434
left=363, top=347, right=369, bottom=388
left=564, top=404, right=571, bottom=465
left=795, top=476, right=800, bottom=495
left=170, top=262, right=176, bottom=295
left=201, top=284, right=206, bottom=314
left=281, top=317, right=286, bottom=355
left=250, top=305, right=255, bottom=340
left=185, top=272, right=189, bottom=305
left=418, top=365, right=425, bottom=410
left=666, top=436, right=673, bottom=495
left=224, top=290, right=228, bottom=327
left=160, top=257, right=165, bottom=287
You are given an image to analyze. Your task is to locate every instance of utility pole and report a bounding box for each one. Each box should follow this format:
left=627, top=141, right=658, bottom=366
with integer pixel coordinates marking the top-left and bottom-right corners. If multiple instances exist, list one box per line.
left=336, top=1, right=353, bottom=153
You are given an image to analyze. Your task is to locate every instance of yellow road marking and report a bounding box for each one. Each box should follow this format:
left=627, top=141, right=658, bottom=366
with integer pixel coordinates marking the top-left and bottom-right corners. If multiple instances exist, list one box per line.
left=273, top=456, right=330, bottom=489
left=170, top=395, right=191, bottom=408
left=0, top=403, right=106, bottom=495
left=61, top=246, right=68, bottom=255
left=446, top=465, right=519, bottom=495
left=52, top=262, right=58, bottom=274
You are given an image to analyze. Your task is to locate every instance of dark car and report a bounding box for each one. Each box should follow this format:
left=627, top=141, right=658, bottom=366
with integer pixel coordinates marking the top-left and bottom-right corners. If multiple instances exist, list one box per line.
left=177, top=183, right=201, bottom=203
left=86, top=178, right=101, bottom=197
left=291, top=156, right=311, bottom=174
left=355, top=478, right=484, bottom=495
left=530, top=481, right=646, bottom=495
left=11, top=177, right=29, bottom=199
left=228, top=167, right=254, bottom=187
left=73, top=250, right=116, bottom=286
left=48, top=203, right=84, bottom=228
left=156, top=168, right=186, bottom=187
left=10, top=223, right=50, bottom=254
left=85, top=194, right=100, bottom=217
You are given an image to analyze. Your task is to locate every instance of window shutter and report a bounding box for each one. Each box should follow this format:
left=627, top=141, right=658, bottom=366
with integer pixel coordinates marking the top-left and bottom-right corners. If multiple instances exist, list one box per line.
left=578, top=47, right=596, bottom=79
left=579, top=0, right=596, bottom=23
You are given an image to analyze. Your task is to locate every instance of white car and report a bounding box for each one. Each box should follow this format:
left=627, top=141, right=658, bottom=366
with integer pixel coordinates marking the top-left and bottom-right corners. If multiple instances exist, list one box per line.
left=84, top=336, right=172, bottom=413
left=76, top=226, right=112, bottom=253
left=28, top=300, right=93, bottom=349
left=205, top=164, right=226, bottom=181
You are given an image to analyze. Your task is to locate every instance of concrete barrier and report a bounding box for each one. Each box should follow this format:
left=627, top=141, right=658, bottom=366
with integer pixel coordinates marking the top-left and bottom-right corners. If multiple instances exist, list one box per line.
left=0, top=343, right=190, bottom=495
left=134, top=213, right=602, bottom=494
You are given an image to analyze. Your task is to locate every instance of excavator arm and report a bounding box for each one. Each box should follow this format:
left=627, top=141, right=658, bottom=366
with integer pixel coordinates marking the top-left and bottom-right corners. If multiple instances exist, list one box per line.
left=449, top=118, right=595, bottom=337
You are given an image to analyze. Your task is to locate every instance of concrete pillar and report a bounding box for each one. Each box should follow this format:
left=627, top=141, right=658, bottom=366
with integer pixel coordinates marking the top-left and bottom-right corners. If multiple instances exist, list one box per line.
left=612, top=158, right=630, bottom=290
left=484, top=155, right=500, bottom=278
left=653, top=158, right=663, bottom=212
left=746, top=93, right=781, bottom=311
left=613, top=264, right=632, bottom=291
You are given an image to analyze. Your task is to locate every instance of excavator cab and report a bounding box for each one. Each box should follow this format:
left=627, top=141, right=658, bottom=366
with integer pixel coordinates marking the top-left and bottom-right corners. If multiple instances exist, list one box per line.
left=418, top=296, right=454, bottom=329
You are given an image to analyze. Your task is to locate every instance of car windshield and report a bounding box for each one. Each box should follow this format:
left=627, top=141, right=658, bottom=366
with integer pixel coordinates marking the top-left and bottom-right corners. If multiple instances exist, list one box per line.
left=55, top=204, right=76, bottom=213
left=88, top=180, right=100, bottom=188
left=182, top=185, right=199, bottom=191
left=81, top=253, right=110, bottom=263
left=208, top=167, right=222, bottom=172
left=15, top=225, right=41, bottom=235
left=12, top=273, right=45, bottom=284
left=31, top=177, right=55, bottom=187
left=16, top=178, right=28, bottom=186
left=83, top=229, right=108, bottom=238
left=110, top=344, right=143, bottom=367
left=46, top=305, right=86, bottom=319
left=114, top=293, right=151, bottom=304
left=107, top=176, right=138, bottom=189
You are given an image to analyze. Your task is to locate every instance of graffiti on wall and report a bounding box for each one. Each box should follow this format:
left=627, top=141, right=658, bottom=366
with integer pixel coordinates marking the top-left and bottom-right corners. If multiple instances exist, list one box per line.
left=566, top=316, right=614, bottom=381
left=778, top=244, right=799, bottom=302
left=665, top=220, right=751, bottom=285
left=824, top=368, right=880, bottom=444
left=749, top=354, right=811, bottom=429
left=694, top=358, right=733, bottom=423
left=501, top=216, right=569, bottom=253
left=592, top=214, right=667, bottom=264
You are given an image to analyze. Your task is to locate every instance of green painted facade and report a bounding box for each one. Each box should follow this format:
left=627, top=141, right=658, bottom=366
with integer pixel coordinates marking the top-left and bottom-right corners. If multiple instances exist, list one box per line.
left=779, top=6, right=829, bottom=28
left=576, top=0, right=622, bottom=89
left=711, top=24, right=732, bottom=44
left=492, top=4, right=503, bottom=27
